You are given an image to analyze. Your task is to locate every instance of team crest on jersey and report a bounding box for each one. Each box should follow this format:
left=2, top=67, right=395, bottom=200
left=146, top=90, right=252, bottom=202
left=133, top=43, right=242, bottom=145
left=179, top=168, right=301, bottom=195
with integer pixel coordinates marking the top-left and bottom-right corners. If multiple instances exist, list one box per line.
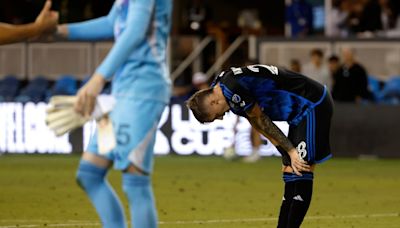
left=232, top=94, right=241, bottom=103
left=296, top=141, right=307, bottom=159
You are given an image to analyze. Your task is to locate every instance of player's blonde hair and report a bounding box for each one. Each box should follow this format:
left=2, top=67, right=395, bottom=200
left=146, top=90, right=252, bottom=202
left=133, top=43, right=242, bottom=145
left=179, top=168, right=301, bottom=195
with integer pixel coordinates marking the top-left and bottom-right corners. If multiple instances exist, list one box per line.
left=186, top=88, right=213, bottom=124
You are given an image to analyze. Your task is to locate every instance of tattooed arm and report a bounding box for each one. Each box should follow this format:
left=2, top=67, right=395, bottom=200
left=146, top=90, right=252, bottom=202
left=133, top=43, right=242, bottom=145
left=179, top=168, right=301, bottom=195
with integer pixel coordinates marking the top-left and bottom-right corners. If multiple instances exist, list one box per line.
left=245, top=104, right=310, bottom=175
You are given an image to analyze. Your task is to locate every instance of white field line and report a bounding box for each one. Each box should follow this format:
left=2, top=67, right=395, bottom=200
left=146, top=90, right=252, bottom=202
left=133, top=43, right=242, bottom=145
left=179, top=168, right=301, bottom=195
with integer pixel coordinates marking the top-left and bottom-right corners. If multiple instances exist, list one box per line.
left=0, top=212, right=398, bottom=227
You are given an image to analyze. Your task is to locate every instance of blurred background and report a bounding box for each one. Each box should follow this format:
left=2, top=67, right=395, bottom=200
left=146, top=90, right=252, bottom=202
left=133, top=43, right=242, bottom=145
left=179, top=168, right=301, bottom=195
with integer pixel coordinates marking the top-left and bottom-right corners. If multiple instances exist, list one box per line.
left=0, top=0, right=400, bottom=158
left=1, top=1, right=400, bottom=227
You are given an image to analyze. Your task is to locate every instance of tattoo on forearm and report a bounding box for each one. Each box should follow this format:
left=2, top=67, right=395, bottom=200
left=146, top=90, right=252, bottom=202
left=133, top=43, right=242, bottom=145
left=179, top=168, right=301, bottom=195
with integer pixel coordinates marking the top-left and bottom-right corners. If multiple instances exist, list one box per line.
left=250, top=114, right=294, bottom=153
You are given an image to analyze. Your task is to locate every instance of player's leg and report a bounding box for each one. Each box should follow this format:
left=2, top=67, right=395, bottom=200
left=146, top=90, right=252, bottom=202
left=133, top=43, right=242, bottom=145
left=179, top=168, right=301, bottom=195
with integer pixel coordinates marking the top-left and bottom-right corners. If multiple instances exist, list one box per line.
left=223, top=116, right=239, bottom=160
left=278, top=165, right=315, bottom=228
left=277, top=151, right=314, bottom=228
left=243, top=126, right=262, bottom=162
left=122, top=159, right=157, bottom=228
left=277, top=111, right=315, bottom=228
left=112, top=98, right=166, bottom=228
left=76, top=146, right=126, bottom=227
left=277, top=169, right=294, bottom=227
left=278, top=91, right=333, bottom=227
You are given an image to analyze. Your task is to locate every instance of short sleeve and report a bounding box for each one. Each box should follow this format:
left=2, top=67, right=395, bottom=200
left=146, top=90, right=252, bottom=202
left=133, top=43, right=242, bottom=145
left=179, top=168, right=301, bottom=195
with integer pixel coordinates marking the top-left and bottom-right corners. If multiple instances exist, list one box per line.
left=219, top=73, right=256, bottom=116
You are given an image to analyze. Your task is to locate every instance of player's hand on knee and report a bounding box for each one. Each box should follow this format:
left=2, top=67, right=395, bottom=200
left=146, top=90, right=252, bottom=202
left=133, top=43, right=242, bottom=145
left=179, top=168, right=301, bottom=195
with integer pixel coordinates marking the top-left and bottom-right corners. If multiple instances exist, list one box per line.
left=288, top=148, right=310, bottom=176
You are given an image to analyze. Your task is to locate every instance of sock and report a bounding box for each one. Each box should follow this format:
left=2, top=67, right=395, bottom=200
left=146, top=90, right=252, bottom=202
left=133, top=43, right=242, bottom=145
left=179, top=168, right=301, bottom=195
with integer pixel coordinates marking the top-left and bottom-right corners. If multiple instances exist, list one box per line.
left=277, top=181, right=295, bottom=228
left=277, top=172, right=314, bottom=228
left=76, top=160, right=126, bottom=228
left=123, top=173, right=158, bottom=228
left=287, top=179, right=313, bottom=227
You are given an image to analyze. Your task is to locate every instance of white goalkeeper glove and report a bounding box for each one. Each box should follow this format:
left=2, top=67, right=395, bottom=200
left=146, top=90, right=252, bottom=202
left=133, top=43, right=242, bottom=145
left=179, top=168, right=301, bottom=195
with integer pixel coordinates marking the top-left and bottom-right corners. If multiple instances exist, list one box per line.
left=46, top=95, right=117, bottom=154
left=46, top=95, right=115, bottom=135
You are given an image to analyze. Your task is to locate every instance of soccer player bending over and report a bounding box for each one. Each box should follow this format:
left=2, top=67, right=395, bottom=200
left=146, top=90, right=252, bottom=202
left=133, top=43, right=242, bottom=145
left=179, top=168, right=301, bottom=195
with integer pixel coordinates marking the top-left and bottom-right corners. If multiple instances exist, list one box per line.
left=186, top=64, right=334, bottom=228
left=56, top=0, right=172, bottom=227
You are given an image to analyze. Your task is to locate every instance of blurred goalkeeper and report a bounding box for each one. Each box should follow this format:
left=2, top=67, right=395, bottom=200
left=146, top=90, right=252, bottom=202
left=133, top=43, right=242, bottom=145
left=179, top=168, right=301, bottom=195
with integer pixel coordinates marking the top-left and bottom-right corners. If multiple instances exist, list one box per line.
left=187, top=64, right=333, bottom=228
left=54, top=1, right=172, bottom=227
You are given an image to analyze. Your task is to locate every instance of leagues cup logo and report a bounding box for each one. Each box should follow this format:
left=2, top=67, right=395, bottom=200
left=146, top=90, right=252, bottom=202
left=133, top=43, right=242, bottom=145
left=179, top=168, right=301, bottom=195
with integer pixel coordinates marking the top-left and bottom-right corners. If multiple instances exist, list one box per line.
left=296, top=141, right=307, bottom=159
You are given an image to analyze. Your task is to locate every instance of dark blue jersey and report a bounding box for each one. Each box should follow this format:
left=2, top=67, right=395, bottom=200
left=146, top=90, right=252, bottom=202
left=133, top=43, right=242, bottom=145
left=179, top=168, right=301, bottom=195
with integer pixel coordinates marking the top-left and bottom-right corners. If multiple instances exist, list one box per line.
left=213, top=65, right=327, bottom=125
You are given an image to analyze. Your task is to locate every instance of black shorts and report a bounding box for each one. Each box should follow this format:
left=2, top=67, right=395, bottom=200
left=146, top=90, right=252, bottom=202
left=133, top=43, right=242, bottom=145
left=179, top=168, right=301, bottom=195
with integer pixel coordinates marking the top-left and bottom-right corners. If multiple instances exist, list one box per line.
left=281, top=91, right=334, bottom=166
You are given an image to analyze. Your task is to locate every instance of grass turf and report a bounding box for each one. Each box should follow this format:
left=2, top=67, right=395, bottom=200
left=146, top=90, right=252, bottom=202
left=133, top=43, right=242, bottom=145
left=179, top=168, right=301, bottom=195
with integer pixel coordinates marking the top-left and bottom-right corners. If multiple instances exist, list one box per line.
left=0, top=155, right=399, bottom=227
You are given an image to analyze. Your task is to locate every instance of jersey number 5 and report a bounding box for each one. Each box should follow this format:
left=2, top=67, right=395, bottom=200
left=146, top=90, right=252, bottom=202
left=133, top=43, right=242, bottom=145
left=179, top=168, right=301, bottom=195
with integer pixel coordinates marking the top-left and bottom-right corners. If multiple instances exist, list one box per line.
left=116, top=124, right=131, bottom=145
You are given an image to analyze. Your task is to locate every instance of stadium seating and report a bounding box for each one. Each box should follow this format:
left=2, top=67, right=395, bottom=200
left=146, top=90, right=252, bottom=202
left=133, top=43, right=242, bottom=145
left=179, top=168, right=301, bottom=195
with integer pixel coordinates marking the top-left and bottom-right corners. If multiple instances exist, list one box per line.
left=367, top=76, right=384, bottom=102
left=49, top=75, right=78, bottom=97
left=380, top=77, right=400, bottom=105
left=1, top=74, right=399, bottom=105
left=0, top=75, right=20, bottom=102
left=15, top=76, right=50, bottom=103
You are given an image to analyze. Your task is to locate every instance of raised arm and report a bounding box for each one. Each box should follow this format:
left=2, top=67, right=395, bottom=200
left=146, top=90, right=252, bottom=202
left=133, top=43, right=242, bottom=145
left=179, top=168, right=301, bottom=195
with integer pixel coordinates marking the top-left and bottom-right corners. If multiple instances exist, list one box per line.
left=245, top=103, right=310, bottom=175
left=0, top=0, right=58, bottom=45
left=57, top=3, right=118, bottom=41
left=95, top=0, right=155, bottom=80
left=72, top=0, right=156, bottom=117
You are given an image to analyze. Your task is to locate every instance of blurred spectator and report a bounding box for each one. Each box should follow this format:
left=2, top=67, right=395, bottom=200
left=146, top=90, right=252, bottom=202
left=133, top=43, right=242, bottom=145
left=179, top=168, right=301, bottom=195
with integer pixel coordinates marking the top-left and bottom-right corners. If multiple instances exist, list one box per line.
left=302, top=48, right=331, bottom=89
left=328, top=55, right=340, bottom=74
left=328, top=0, right=351, bottom=37
left=328, top=55, right=340, bottom=90
left=357, top=0, right=399, bottom=36
left=183, top=0, right=212, bottom=36
left=329, top=0, right=400, bottom=37
left=345, top=1, right=365, bottom=35
left=285, top=0, right=314, bottom=37
left=289, top=59, right=302, bottom=73
left=171, top=72, right=209, bottom=103
left=332, top=47, right=372, bottom=103
left=358, top=0, right=382, bottom=34
left=192, top=72, right=209, bottom=91
left=375, top=0, right=400, bottom=37
left=237, top=9, right=263, bottom=35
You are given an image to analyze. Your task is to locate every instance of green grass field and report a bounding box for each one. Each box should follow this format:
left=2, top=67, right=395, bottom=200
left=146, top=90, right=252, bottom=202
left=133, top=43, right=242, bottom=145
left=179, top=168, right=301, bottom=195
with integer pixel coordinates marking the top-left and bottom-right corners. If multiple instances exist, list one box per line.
left=0, top=155, right=399, bottom=228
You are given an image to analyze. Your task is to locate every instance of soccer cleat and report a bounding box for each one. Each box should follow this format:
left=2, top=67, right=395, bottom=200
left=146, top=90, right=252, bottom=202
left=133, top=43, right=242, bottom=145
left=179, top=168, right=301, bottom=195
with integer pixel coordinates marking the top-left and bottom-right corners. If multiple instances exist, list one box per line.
left=223, top=146, right=238, bottom=160
left=243, top=149, right=261, bottom=163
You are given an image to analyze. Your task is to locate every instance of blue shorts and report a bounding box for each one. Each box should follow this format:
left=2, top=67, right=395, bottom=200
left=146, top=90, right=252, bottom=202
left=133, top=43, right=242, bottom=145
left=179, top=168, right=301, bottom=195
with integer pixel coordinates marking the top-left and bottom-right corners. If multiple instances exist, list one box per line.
left=279, top=91, right=334, bottom=166
left=86, top=98, right=166, bottom=173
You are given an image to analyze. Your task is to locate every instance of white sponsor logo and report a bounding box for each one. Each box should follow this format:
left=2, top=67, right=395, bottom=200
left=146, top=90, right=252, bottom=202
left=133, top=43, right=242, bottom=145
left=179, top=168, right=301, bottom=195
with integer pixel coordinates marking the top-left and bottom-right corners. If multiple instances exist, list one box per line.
left=0, top=103, right=289, bottom=156
left=231, top=67, right=243, bottom=75
left=247, top=64, right=279, bottom=75
left=0, top=102, right=72, bottom=154
left=293, top=195, right=304, bottom=201
left=296, top=141, right=307, bottom=159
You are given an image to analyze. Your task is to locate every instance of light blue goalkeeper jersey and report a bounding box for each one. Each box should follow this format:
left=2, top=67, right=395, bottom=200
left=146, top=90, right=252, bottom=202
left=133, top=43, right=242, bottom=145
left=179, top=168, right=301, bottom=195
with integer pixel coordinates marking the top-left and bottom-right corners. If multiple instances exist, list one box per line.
left=67, top=0, right=172, bottom=103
